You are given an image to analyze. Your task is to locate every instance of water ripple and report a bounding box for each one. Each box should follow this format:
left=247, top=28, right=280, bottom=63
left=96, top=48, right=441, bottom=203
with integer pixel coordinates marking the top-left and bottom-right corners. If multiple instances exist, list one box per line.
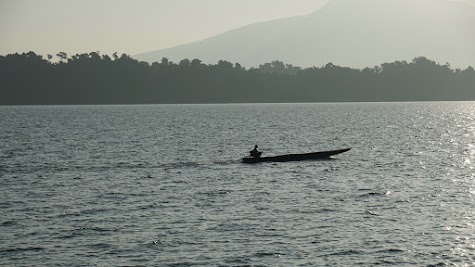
left=1, top=103, right=475, bottom=266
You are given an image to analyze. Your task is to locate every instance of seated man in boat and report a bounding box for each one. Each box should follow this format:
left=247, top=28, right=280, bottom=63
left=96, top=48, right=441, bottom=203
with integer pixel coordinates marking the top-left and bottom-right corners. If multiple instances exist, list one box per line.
left=249, top=145, right=262, bottom=158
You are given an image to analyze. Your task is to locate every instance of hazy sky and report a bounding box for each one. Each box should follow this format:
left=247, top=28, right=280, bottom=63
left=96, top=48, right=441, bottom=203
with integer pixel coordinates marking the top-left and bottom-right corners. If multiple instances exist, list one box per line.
left=0, top=0, right=328, bottom=56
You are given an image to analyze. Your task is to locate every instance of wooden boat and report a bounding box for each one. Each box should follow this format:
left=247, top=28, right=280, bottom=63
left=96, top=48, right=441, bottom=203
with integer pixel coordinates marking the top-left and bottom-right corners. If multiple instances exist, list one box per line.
left=242, top=148, right=351, bottom=164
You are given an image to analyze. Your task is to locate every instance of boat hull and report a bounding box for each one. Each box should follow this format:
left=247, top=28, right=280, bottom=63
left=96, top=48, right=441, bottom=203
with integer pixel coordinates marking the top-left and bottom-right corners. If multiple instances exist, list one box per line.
left=242, top=148, right=351, bottom=164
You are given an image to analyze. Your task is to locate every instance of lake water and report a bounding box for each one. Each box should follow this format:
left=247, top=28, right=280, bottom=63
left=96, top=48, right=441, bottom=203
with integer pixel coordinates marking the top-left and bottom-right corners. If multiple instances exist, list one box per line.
left=1, top=102, right=475, bottom=266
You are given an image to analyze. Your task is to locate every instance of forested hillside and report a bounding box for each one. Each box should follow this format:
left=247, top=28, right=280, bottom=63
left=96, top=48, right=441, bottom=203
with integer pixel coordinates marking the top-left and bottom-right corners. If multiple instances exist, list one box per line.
left=1, top=52, right=474, bottom=105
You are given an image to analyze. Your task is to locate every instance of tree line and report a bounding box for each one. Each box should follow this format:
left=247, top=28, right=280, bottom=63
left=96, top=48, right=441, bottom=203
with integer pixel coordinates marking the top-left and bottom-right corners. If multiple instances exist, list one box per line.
left=0, top=51, right=474, bottom=105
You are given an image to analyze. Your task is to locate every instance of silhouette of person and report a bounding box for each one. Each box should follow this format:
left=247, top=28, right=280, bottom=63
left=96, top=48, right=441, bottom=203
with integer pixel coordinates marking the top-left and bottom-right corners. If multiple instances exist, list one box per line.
left=249, top=145, right=262, bottom=158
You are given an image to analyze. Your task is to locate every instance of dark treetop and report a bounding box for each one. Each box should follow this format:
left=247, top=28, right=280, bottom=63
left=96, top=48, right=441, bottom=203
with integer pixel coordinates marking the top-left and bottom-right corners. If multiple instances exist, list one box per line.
left=1, top=52, right=474, bottom=105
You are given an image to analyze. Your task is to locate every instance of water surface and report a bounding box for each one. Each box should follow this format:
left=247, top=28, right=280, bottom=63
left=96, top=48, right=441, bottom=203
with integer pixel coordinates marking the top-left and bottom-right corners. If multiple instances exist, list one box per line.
left=1, top=102, right=475, bottom=266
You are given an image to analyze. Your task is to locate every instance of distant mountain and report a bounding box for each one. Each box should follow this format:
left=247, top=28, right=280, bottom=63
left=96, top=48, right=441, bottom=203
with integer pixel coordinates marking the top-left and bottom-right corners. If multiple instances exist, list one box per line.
left=134, top=0, right=475, bottom=69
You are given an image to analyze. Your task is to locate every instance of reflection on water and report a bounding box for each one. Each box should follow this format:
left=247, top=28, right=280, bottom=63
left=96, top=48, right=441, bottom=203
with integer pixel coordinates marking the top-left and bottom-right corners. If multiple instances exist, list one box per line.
left=1, top=102, right=475, bottom=266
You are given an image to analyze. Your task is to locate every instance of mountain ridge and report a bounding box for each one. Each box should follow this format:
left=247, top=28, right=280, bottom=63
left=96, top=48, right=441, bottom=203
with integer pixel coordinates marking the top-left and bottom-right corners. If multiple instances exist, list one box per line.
left=134, top=0, right=475, bottom=69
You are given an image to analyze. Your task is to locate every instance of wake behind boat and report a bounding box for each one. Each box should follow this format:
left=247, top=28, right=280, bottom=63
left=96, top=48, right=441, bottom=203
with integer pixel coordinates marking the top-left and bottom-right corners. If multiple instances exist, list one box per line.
left=242, top=148, right=351, bottom=164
